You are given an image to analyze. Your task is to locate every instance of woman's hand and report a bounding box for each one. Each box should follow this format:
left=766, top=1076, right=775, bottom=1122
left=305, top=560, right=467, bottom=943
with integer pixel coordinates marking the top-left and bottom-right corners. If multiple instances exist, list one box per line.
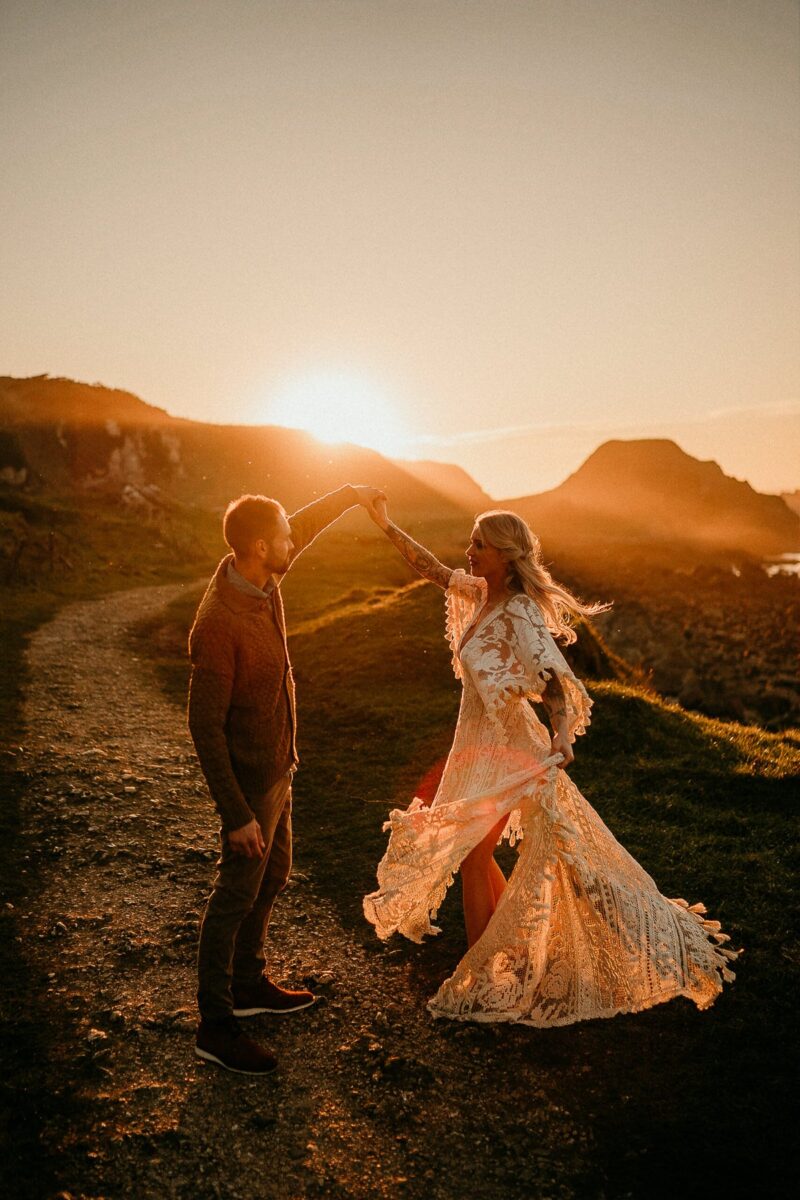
left=368, top=494, right=390, bottom=530
left=549, top=728, right=574, bottom=770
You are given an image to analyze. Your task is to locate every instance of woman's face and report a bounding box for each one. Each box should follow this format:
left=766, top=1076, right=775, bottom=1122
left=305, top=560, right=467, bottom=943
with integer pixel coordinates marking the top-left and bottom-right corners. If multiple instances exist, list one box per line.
left=466, top=525, right=507, bottom=581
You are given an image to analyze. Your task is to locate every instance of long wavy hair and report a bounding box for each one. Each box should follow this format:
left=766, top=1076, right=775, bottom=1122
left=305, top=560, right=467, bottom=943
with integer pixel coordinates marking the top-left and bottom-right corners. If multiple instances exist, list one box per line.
left=476, top=509, right=611, bottom=644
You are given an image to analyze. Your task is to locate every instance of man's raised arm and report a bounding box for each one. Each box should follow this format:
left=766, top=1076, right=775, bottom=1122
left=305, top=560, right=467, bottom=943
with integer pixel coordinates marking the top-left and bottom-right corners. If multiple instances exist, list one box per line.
left=287, top=484, right=385, bottom=566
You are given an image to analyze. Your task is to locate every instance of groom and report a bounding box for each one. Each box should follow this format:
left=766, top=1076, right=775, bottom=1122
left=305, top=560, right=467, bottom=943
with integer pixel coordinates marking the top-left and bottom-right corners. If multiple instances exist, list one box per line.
left=188, top=483, right=383, bottom=1074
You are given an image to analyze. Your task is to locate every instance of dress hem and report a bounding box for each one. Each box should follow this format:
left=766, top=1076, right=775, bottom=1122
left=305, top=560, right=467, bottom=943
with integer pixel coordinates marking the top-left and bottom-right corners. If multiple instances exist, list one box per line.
left=426, top=980, right=726, bottom=1029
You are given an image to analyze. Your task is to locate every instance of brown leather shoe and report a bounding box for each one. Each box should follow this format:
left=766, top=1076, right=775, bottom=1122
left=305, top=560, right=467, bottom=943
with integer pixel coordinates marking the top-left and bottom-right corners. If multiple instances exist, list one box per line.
left=195, top=1017, right=278, bottom=1074
left=232, top=976, right=316, bottom=1017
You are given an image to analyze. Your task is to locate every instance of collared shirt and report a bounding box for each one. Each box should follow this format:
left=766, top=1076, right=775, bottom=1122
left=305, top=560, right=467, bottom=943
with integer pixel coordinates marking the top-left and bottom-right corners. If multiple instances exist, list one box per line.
left=226, top=560, right=276, bottom=600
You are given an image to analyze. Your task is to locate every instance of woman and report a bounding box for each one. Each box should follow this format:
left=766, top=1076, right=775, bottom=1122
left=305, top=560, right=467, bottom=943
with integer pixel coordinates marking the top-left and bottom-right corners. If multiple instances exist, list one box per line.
left=362, top=500, right=739, bottom=1027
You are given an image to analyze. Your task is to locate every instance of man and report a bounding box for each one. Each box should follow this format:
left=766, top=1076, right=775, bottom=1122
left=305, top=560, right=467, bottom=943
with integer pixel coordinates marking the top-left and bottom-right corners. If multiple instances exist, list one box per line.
left=188, top=483, right=383, bottom=1074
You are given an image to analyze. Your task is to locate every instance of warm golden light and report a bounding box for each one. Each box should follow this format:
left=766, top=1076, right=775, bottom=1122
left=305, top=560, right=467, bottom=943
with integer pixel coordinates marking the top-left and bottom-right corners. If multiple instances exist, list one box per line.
left=264, top=370, right=408, bottom=457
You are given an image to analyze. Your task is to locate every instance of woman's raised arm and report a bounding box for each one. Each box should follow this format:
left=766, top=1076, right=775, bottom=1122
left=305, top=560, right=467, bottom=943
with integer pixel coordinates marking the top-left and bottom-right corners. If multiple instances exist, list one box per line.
left=367, top=496, right=454, bottom=590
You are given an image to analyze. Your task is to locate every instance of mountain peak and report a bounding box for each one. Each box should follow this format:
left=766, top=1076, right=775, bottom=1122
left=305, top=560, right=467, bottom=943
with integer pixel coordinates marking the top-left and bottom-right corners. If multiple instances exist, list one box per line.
left=504, top=437, right=799, bottom=555
left=576, top=437, right=728, bottom=481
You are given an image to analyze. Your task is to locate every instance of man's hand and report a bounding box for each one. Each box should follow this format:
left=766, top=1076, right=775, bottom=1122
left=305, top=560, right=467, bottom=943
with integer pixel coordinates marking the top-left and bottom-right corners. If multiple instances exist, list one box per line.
left=228, top=817, right=266, bottom=858
left=352, top=485, right=387, bottom=512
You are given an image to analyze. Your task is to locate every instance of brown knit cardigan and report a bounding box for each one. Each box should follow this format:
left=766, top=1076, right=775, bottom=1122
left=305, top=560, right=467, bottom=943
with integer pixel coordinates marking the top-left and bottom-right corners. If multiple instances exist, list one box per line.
left=188, top=485, right=358, bottom=830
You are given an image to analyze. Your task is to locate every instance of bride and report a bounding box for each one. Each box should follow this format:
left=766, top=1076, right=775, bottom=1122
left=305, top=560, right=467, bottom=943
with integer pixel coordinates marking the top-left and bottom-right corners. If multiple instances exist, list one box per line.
left=362, top=498, right=739, bottom=1027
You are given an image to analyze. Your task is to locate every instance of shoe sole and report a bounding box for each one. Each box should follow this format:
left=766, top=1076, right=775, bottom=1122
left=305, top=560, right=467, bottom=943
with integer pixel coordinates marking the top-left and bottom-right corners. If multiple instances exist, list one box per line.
left=194, top=1046, right=278, bottom=1075
left=232, top=997, right=317, bottom=1018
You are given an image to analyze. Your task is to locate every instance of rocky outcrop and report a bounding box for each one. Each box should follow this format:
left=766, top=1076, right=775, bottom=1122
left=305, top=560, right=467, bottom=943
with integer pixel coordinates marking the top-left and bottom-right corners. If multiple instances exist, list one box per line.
left=781, top=489, right=800, bottom=518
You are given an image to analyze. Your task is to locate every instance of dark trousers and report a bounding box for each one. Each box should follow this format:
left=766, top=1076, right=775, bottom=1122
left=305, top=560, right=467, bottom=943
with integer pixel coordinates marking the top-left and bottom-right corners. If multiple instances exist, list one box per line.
left=197, top=770, right=293, bottom=1020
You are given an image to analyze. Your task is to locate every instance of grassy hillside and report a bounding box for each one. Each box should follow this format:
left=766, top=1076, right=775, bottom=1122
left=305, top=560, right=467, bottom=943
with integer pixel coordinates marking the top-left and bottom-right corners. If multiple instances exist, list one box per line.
left=0, top=493, right=796, bottom=1194
left=292, top=590, right=798, bottom=1196
left=2, top=376, right=797, bottom=1194
left=0, top=486, right=222, bottom=745
left=4, top=372, right=797, bottom=728
left=135, top=559, right=799, bottom=1195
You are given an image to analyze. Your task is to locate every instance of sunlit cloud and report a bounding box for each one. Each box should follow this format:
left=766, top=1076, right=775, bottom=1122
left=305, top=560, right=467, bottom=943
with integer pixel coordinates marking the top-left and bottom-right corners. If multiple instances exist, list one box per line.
left=406, top=399, right=800, bottom=450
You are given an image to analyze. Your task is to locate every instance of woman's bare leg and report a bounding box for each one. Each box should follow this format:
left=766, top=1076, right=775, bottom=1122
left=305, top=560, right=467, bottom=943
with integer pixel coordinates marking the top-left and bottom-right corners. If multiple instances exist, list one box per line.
left=489, top=857, right=507, bottom=905
left=461, top=814, right=509, bottom=948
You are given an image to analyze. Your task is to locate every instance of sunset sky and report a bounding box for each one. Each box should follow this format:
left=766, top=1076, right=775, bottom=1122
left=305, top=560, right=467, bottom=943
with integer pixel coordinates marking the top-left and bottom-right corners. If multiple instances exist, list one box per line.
left=2, top=0, right=798, bottom=496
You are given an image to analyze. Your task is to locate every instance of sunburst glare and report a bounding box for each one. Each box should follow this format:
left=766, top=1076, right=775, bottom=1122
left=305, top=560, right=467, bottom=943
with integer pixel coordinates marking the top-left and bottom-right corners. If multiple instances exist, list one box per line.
left=263, top=370, right=409, bottom=457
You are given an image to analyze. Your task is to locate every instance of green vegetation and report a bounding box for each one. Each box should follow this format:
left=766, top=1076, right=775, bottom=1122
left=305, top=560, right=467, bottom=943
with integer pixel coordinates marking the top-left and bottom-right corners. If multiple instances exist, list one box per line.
left=134, top=551, right=798, bottom=1195
left=0, top=488, right=222, bottom=755
left=3, top=493, right=798, bottom=1194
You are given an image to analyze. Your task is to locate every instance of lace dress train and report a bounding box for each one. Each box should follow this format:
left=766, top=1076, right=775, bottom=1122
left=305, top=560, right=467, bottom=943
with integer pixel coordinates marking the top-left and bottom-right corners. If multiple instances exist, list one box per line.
left=363, top=570, right=739, bottom=1027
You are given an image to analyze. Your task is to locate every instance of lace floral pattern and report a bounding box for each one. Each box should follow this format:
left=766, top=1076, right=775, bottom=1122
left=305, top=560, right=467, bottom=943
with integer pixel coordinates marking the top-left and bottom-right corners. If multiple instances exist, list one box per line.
left=444, top=571, right=593, bottom=745
left=363, top=570, right=740, bottom=1027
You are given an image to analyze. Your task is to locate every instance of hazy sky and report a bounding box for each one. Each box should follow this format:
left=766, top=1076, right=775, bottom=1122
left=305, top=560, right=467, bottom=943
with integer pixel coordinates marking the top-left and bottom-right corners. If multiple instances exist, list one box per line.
left=2, top=0, right=798, bottom=495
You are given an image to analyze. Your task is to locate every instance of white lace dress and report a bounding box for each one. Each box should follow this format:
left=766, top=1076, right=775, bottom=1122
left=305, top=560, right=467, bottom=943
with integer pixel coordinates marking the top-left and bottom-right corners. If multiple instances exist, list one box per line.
left=363, top=569, right=739, bottom=1027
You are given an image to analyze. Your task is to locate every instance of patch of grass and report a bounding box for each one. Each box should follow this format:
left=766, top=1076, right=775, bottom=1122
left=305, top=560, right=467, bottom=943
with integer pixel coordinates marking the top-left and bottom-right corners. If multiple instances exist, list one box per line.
left=288, top=589, right=798, bottom=935
left=286, top=589, right=797, bottom=1195
left=8, top=504, right=799, bottom=1196
left=131, top=527, right=418, bottom=702
left=140, top=568, right=799, bottom=1195
left=0, top=493, right=223, bottom=759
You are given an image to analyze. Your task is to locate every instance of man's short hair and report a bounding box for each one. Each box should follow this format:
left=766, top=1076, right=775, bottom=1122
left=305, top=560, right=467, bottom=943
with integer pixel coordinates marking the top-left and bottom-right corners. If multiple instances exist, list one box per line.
left=223, top=495, right=286, bottom=555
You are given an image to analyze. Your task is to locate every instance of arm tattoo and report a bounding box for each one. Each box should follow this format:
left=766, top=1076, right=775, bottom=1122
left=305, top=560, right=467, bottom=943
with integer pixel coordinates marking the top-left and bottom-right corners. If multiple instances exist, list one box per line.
left=542, top=673, right=569, bottom=730
left=385, top=521, right=453, bottom=589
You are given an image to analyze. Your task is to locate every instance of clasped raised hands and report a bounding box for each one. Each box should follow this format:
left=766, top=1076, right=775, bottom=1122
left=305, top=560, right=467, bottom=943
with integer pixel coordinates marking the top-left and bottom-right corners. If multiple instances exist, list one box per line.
left=352, top=485, right=390, bottom=530
left=352, top=485, right=386, bottom=510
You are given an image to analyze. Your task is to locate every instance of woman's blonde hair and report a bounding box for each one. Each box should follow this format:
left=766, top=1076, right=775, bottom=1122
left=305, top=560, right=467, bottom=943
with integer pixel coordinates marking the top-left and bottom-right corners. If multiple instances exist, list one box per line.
left=476, top=509, right=611, bottom=644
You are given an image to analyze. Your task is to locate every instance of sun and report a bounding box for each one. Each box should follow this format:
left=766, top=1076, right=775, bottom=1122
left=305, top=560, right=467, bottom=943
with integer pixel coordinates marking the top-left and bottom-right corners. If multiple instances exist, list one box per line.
left=264, top=370, right=408, bottom=457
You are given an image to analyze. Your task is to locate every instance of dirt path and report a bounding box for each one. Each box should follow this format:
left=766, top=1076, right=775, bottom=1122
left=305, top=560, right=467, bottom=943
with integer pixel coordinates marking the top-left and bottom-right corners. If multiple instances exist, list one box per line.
left=8, top=582, right=591, bottom=1200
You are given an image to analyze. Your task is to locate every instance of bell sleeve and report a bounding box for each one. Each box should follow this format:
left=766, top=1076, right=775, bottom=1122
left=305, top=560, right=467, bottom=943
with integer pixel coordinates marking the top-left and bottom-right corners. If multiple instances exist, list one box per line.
left=444, top=568, right=487, bottom=680
left=505, top=594, right=593, bottom=743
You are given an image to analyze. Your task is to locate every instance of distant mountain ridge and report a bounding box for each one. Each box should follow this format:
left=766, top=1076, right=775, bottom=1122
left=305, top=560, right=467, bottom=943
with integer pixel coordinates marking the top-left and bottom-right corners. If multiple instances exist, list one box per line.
left=503, top=439, right=799, bottom=555
left=0, top=374, right=170, bottom=427
left=0, top=375, right=471, bottom=519
left=2, top=377, right=797, bottom=556
left=394, top=459, right=493, bottom=513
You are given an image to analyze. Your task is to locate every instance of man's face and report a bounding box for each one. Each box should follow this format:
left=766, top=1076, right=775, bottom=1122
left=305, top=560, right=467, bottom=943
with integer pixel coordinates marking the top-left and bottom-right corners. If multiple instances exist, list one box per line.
left=256, top=514, right=294, bottom=575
